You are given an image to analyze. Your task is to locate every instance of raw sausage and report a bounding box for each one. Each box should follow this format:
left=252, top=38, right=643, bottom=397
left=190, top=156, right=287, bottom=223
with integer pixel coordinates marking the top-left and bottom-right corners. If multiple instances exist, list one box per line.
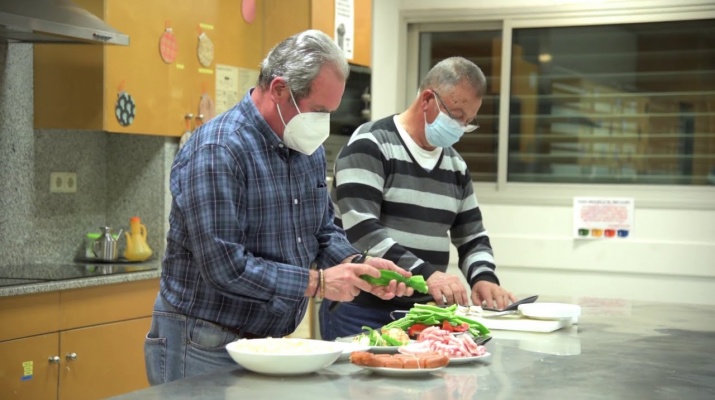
left=350, top=351, right=449, bottom=369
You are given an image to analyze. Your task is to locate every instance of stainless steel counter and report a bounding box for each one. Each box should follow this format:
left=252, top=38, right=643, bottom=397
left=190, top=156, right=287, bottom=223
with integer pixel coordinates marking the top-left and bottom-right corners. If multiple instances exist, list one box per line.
left=108, top=299, right=715, bottom=400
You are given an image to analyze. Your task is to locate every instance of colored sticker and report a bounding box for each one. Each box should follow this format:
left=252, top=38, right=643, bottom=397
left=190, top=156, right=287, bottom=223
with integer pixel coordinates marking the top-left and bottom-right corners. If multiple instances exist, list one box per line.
left=115, top=91, right=136, bottom=127
left=22, top=361, right=33, bottom=380
left=197, top=32, right=214, bottom=67
left=242, top=0, right=256, bottom=24
left=198, top=93, right=215, bottom=122
left=604, top=229, right=616, bottom=237
left=159, top=28, right=177, bottom=64
left=591, top=229, right=603, bottom=237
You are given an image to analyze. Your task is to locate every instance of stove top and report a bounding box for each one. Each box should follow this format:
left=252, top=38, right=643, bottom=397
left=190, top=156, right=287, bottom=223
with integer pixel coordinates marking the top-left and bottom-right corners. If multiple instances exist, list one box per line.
left=0, top=262, right=159, bottom=287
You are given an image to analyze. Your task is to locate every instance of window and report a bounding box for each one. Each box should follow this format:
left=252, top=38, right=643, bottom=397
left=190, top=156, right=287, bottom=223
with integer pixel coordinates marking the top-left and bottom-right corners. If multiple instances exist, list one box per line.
left=509, top=19, right=715, bottom=185
left=412, top=17, right=715, bottom=188
left=417, top=28, right=502, bottom=182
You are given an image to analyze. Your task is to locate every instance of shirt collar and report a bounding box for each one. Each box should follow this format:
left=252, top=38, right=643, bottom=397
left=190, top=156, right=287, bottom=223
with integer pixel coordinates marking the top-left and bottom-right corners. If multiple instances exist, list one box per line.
left=237, top=89, right=285, bottom=150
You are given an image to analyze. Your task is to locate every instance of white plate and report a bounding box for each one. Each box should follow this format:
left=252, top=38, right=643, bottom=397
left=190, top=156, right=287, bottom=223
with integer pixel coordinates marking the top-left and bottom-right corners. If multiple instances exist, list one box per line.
left=448, top=352, right=492, bottom=365
left=518, top=303, right=581, bottom=321
left=368, top=345, right=402, bottom=354
left=360, top=365, right=445, bottom=377
left=334, top=335, right=404, bottom=354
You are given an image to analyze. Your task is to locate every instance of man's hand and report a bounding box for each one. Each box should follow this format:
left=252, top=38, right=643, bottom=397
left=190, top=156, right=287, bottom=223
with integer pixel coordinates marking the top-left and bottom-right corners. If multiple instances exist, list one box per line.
left=471, top=281, right=517, bottom=310
left=323, top=258, right=413, bottom=302
left=426, top=271, right=469, bottom=306
left=363, top=257, right=413, bottom=299
left=323, top=263, right=378, bottom=302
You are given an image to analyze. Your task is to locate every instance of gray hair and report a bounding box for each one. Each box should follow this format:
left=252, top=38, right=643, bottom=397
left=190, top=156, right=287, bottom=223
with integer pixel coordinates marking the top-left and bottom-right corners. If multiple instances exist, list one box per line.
left=257, top=29, right=350, bottom=100
left=418, top=57, right=486, bottom=98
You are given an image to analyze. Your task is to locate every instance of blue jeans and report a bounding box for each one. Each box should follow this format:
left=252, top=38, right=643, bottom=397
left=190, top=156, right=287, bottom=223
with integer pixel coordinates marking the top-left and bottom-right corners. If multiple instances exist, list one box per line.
left=319, top=300, right=396, bottom=341
left=144, top=293, right=243, bottom=385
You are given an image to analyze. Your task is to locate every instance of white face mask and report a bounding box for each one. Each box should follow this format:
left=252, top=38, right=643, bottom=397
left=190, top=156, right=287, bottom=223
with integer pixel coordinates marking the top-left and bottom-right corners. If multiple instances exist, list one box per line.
left=276, top=89, right=330, bottom=155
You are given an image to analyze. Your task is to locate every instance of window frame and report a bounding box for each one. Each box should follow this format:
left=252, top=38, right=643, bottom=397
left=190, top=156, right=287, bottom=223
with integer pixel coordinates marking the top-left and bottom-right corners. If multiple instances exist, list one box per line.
left=403, top=3, right=715, bottom=210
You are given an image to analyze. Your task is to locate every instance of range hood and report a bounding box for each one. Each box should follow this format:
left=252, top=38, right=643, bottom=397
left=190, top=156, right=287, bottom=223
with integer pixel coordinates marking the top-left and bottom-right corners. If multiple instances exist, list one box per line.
left=0, top=0, right=128, bottom=45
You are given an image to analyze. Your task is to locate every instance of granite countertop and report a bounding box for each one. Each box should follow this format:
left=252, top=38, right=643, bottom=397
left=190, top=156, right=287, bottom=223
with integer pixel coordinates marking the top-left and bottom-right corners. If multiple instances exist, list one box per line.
left=0, top=260, right=162, bottom=297
left=108, top=299, right=715, bottom=400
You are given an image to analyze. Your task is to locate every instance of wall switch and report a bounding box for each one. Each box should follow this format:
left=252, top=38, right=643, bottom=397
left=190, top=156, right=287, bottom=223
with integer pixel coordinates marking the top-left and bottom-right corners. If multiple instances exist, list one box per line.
left=50, top=172, right=77, bottom=193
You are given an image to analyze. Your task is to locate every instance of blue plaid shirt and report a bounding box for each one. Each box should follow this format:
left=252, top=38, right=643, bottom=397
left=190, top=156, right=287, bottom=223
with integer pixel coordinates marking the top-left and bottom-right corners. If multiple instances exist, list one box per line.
left=160, top=91, right=358, bottom=337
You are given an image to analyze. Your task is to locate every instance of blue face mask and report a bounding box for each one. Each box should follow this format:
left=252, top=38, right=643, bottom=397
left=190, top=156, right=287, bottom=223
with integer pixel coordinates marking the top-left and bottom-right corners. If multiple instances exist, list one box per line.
left=424, top=109, right=464, bottom=148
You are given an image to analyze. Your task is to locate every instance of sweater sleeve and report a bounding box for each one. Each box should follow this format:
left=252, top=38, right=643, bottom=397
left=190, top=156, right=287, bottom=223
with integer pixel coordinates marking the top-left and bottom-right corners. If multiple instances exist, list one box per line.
left=449, top=168, right=501, bottom=288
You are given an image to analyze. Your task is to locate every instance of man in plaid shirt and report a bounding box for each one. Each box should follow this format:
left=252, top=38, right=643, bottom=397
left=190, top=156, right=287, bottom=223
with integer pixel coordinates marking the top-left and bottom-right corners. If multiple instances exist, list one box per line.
left=144, top=30, right=413, bottom=384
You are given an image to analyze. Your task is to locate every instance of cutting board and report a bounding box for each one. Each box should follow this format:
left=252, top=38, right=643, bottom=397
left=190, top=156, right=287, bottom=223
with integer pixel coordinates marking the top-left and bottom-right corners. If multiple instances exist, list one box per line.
left=474, top=315, right=573, bottom=333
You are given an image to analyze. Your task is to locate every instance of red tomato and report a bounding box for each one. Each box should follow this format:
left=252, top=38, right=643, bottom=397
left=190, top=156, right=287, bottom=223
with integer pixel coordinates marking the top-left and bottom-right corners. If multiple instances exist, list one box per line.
left=441, top=320, right=455, bottom=332
left=407, top=323, right=431, bottom=338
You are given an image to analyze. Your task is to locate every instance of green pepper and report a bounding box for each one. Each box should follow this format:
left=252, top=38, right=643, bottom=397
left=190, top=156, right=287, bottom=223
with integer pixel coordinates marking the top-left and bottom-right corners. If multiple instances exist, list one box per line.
left=360, top=270, right=429, bottom=294
left=360, top=326, right=386, bottom=346
left=454, top=316, right=490, bottom=336
left=382, top=333, right=403, bottom=347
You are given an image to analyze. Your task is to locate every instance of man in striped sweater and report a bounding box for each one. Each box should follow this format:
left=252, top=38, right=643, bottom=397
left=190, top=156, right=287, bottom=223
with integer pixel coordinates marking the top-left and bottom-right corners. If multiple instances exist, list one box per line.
left=319, top=57, right=516, bottom=340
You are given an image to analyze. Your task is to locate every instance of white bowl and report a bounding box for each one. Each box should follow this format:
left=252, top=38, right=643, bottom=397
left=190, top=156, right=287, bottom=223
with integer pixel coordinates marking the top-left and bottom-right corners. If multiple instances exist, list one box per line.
left=226, top=338, right=343, bottom=375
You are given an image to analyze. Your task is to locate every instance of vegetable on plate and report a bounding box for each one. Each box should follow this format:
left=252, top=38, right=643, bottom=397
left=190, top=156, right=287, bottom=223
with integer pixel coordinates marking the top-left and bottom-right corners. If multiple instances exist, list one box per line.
left=351, top=326, right=411, bottom=347
left=383, top=303, right=490, bottom=339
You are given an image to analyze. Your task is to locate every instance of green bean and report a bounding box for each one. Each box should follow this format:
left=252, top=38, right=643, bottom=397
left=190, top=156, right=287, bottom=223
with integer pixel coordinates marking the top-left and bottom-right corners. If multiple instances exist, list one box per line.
left=453, top=315, right=490, bottom=336
left=413, top=304, right=457, bottom=313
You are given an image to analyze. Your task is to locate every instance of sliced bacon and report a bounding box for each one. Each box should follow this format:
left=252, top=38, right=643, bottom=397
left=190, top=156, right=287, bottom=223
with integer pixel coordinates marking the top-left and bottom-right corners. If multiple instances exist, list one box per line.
left=398, top=340, right=431, bottom=355
left=412, top=327, right=487, bottom=358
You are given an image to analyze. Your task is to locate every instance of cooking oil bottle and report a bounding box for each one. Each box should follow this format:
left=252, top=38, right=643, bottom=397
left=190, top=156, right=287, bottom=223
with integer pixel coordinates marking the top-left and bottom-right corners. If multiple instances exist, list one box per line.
left=124, top=216, right=153, bottom=261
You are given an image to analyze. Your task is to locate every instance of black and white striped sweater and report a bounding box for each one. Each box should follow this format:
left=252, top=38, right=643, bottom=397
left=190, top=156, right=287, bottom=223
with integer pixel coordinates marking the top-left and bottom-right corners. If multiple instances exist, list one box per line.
left=331, top=116, right=499, bottom=306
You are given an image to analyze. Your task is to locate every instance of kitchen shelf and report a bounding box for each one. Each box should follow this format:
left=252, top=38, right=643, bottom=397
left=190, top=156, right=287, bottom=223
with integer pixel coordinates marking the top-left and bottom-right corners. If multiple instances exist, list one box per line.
left=520, top=75, right=712, bottom=180
left=533, top=48, right=715, bottom=65
left=513, top=91, right=715, bottom=104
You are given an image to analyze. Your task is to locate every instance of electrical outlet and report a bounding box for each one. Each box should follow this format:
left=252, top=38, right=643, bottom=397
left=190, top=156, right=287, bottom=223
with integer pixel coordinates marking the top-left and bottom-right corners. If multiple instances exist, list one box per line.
left=50, top=172, right=77, bottom=193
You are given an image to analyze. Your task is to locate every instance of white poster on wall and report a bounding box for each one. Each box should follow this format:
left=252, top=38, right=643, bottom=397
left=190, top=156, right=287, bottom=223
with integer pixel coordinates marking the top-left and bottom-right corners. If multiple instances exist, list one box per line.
left=334, top=0, right=354, bottom=60
left=573, top=197, right=634, bottom=240
left=237, top=67, right=259, bottom=99
left=215, top=64, right=239, bottom=115
left=215, top=66, right=259, bottom=115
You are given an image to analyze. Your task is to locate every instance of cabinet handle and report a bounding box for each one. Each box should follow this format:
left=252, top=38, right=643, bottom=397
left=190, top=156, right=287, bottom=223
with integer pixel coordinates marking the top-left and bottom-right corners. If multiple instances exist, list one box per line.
left=196, top=114, right=204, bottom=121
left=184, top=113, right=194, bottom=119
left=65, top=353, right=78, bottom=361
left=48, top=356, right=61, bottom=364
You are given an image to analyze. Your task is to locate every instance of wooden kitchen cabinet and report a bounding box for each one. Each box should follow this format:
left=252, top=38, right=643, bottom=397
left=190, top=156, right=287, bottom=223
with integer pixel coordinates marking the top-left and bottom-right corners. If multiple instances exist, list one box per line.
left=58, top=318, right=152, bottom=400
left=0, top=334, right=59, bottom=400
left=263, top=0, right=372, bottom=68
left=34, top=0, right=265, bottom=136
left=34, top=0, right=169, bottom=136
left=0, top=291, right=60, bottom=342
left=0, top=278, right=158, bottom=400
